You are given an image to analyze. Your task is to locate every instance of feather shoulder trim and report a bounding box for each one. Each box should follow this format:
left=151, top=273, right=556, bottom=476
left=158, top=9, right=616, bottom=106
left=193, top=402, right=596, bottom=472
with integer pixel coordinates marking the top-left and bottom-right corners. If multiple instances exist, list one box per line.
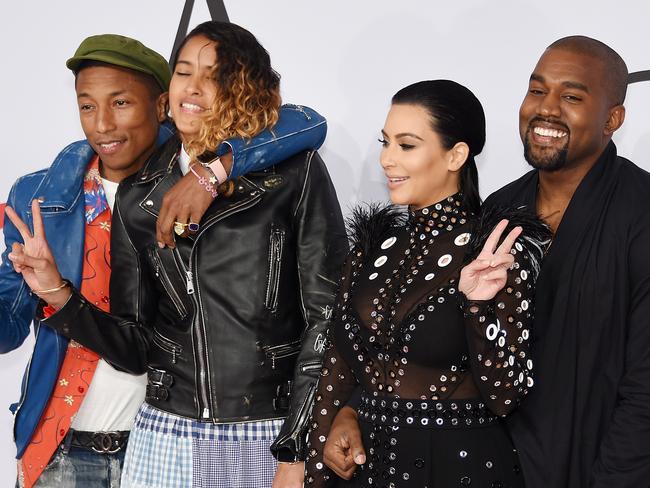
left=468, top=205, right=552, bottom=280
left=346, top=203, right=406, bottom=258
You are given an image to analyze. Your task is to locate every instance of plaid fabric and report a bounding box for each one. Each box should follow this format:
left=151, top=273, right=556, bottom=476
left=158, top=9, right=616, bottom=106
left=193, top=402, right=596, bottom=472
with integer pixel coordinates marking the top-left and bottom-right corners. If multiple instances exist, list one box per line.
left=120, top=403, right=284, bottom=488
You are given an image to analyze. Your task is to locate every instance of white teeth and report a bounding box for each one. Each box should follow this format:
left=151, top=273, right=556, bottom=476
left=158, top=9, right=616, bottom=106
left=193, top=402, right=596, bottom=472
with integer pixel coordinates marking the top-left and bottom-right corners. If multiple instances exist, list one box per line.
left=100, top=142, right=120, bottom=149
left=533, top=127, right=567, bottom=138
left=388, top=177, right=408, bottom=183
left=181, top=103, right=204, bottom=112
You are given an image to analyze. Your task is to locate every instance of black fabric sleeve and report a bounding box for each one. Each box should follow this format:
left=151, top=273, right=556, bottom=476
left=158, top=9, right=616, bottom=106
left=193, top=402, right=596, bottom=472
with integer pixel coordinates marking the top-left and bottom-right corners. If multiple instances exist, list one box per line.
left=41, top=186, right=157, bottom=374
left=270, top=152, right=348, bottom=461
left=590, top=214, right=650, bottom=487
left=462, top=235, right=536, bottom=416
left=304, top=253, right=360, bottom=487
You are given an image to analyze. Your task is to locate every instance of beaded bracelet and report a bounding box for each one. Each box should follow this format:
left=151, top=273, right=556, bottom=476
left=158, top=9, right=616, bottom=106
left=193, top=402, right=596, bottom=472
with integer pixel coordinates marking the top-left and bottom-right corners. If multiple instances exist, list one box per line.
left=189, top=163, right=218, bottom=198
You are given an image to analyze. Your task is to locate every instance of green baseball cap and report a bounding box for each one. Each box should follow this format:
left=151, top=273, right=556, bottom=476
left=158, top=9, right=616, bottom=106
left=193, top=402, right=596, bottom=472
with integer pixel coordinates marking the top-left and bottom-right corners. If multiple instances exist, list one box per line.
left=66, top=34, right=171, bottom=91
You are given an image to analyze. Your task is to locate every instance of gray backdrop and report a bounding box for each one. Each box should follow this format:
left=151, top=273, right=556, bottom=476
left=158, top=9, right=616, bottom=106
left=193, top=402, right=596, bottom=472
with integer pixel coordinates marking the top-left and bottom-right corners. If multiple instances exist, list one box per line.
left=0, top=1, right=648, bottom=484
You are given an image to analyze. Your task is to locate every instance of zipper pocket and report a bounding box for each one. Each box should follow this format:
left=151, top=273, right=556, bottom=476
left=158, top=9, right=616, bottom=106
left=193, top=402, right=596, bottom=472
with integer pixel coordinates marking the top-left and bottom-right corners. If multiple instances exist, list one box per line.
left=263, top=340, right=301, bottom=369
left=152, top=329, right=183, bottom=364
left=300, top=360, right=322, bottom=374
left=265, top=228, right=285, bottom=312
left=149, top=249, right=188, bottom=318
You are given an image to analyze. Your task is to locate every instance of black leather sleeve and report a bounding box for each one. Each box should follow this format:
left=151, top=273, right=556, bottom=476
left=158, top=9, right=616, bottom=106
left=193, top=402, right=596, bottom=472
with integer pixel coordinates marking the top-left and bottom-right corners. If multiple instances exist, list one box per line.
left=270, top=151, right=348, bottom=461
left=41, top=183, right=156, bottom=374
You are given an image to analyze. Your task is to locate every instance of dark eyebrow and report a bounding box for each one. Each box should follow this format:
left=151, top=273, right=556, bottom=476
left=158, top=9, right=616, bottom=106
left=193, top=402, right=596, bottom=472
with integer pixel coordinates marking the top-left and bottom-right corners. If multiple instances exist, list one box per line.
left=562, top=81, right=589, bottom=92
left=530, top=73, right=544, bottom=83
left=175, top=59, right=215, bottom=70
left=395, top=132, right=424, bottom=141
left=381, top=129, right=424, bottom=141
left=77, top=90, right=127, bottom=99
left=530, top=73, right=589, bottom=93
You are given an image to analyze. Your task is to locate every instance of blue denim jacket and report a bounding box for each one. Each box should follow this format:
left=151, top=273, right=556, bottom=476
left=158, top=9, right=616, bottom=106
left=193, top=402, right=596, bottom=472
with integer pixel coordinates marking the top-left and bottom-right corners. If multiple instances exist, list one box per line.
left=0, top=104, right=326, bottom=458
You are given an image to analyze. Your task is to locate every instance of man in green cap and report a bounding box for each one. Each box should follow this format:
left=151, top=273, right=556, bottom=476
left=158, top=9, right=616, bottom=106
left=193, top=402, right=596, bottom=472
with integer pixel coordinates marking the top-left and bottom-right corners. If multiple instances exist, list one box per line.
left=0, top=32, right=328, bottom=486
left=0, top=34, right=171, bottom=487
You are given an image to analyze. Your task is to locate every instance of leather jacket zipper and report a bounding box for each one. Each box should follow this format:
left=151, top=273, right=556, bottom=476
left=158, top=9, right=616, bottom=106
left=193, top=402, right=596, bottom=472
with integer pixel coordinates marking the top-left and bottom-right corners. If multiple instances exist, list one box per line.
left=265, top=228, right=285, bottom=312
left=152, top=329, right=183, bottom=364
left=173, top=247, right=210, bottom=419
left=150, top=249, right=188, bottom=317
left=138, top=182, right=264, bottom=419
left=183, top=189, right=264, bottom=420
left=274, top=383, right=317, bottom=458
left=300, top=360, right=322, bottom=374
left=263, top=340, right=301, bottom=369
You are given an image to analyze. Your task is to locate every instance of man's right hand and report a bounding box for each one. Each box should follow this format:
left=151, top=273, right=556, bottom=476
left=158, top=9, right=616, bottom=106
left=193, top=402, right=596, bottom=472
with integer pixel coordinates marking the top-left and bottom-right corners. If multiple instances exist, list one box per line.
left=323, top=406, right=366, bottom=480
left=5, top=199, right=71, bottom=309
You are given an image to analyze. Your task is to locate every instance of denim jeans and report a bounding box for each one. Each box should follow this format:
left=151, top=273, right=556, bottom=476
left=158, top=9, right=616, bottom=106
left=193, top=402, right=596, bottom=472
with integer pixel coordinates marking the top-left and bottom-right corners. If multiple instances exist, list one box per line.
left=19, top=441, right=126, bottom=488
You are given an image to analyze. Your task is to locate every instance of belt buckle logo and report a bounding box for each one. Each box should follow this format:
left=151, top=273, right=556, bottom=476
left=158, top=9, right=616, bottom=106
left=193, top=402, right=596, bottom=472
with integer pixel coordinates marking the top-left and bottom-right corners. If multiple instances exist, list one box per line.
left=91, top=432, right=121, bottom=454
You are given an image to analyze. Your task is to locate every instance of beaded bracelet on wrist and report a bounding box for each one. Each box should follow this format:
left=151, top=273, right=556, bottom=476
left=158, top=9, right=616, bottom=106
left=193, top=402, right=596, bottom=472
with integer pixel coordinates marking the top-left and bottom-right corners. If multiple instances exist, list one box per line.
left=189, top=163, right=218, bottom=198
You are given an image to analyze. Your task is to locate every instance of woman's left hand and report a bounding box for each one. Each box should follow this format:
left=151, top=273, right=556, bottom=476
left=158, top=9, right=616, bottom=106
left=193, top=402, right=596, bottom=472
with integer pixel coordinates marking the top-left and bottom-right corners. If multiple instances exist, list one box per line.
left=272, top=461, right=305, bottom=488
left=459, top=219, right=522, bottom=301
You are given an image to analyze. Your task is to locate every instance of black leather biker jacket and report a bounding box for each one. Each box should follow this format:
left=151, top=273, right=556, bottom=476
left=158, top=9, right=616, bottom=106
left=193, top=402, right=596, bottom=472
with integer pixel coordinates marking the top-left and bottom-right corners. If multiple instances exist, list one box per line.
left=44, top=136, right=348, bottom=461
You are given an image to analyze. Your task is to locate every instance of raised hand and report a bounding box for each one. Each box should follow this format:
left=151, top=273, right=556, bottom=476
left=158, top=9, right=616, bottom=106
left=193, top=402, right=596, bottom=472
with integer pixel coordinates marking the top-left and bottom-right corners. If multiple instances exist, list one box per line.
left=5, top=199, right=71, bottom=308
left=459, top=219, right=522, bottom=301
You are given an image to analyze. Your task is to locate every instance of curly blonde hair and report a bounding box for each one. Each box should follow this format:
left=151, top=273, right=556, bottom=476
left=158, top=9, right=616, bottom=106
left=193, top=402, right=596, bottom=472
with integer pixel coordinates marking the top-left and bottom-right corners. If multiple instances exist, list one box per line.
left=176, top=21, right=282, bottom=181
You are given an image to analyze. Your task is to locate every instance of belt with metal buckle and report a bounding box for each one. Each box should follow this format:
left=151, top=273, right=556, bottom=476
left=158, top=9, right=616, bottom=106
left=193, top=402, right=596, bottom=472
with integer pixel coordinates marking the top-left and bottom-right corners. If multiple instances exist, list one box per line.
left=70, top=430, right=130, bottom=454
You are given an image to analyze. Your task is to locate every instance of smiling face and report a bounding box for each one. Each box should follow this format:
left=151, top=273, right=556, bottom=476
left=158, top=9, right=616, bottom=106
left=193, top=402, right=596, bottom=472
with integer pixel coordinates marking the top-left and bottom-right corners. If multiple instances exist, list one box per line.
left=519, top=48, right=619, bottom=172
left=380, top=104, right=463, bottom=209
left=76, top=65, right=167, bottom=182
left=169, top=35, right=218, bottom=143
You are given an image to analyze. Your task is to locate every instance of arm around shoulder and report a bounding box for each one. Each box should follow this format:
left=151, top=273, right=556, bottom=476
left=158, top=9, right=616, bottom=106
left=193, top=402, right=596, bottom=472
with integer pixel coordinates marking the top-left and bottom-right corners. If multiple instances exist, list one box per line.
left=223, top=104, right=327, bottom=178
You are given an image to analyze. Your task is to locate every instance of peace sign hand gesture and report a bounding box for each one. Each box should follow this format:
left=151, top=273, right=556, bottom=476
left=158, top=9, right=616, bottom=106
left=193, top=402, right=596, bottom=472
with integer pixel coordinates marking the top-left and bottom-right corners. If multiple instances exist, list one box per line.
left=5, top=199, right=71, bottom=309
left=459, top=219, right=522, bottom=301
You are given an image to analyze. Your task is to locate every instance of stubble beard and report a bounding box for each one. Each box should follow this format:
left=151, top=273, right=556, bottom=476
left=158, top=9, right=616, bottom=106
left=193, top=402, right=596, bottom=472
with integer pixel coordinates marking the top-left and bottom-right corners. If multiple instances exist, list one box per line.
left=523, top=129, right=570, bottom=172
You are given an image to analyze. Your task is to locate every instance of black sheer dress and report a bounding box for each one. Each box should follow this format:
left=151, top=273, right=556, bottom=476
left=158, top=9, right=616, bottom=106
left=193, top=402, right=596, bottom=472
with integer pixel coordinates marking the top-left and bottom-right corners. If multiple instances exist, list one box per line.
left=305, top=194, right=546, bottom=488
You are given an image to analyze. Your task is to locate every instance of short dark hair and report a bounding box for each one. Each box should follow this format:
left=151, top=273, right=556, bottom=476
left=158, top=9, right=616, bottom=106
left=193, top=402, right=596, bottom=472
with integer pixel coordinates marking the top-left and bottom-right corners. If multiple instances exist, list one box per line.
left=74, top=60, right=162, bottom=100
left=547, top=35, right=628, bottom=105
left=392, top=80, right=486, bottom=215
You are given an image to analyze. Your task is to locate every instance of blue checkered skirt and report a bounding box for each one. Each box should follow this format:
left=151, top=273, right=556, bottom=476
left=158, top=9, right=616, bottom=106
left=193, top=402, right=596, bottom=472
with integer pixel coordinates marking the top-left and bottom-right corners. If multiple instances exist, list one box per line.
left=120, top=402, right=284, bottom=488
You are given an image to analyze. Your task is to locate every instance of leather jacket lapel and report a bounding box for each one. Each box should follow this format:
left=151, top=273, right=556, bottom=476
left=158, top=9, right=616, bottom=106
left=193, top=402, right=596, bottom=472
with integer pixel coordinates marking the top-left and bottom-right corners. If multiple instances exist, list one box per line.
left=196, top=177, right=266, bottom=236
left=138, top=167, right=183, bottom=219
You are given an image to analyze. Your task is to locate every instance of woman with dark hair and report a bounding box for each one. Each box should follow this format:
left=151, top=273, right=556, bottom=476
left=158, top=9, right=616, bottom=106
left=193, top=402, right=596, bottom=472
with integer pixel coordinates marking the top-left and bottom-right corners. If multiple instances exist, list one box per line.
left=8, top=21, right=347, bottom=487
left=304, top=80, right=549, bottom=487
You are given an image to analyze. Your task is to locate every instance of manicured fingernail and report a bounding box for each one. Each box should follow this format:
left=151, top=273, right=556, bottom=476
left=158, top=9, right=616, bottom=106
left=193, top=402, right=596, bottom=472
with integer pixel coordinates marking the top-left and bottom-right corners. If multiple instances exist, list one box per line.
left=355, top=454, right=366, bottom=464
left=158, top=241, right=165, bottom=248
